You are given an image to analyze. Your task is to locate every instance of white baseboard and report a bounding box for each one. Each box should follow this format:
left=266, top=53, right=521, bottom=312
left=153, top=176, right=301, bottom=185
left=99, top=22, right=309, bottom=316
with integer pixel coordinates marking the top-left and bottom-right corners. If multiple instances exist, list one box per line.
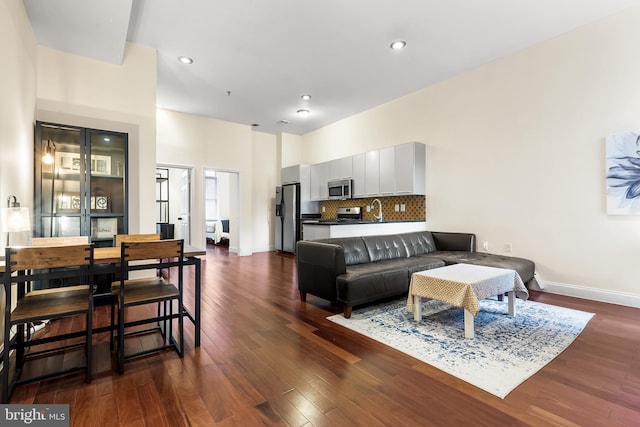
left=251, top=246, right=273, bottom=253
left=538, top=280, right=640, bottom=308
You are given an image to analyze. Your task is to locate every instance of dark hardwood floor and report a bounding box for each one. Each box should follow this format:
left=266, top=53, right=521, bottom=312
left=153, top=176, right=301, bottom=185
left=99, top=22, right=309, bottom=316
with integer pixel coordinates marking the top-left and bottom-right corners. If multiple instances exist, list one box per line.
left=8, top=244, right=640, bottom=426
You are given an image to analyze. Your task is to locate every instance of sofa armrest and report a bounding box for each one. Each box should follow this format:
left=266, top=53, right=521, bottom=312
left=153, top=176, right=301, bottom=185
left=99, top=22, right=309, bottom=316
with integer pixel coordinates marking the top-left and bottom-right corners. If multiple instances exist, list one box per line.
left=296, top=241, right=347, bottom=303
left=431, top=232, right=476, bottom=252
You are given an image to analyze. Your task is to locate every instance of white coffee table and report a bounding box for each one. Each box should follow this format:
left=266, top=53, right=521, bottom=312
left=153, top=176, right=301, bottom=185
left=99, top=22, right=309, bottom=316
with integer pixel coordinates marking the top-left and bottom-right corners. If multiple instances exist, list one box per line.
left=407, top=263, right=528, bottom=338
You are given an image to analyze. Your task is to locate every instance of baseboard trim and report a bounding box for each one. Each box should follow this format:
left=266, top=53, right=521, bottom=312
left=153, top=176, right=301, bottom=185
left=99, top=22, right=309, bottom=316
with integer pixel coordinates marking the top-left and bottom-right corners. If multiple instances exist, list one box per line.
left=539, top=280, right=640, bottom=308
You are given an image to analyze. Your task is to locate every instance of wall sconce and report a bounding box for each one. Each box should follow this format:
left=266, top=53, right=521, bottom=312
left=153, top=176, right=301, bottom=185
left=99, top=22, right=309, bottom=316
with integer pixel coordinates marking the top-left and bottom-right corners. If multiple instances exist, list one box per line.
left=2, top=195, right=31, bottom=247
left=42, top=139, right=56, bottom=165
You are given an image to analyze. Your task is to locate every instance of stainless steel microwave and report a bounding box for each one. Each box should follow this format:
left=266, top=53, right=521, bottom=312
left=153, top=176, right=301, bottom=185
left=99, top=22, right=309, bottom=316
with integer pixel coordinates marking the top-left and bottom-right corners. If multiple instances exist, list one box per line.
left=328, top=179, right=352, bottom=200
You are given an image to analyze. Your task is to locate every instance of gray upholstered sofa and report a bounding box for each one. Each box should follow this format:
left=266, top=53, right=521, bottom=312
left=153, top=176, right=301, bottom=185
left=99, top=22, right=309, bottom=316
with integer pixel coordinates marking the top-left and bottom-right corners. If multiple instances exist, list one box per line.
left=296, top=231, right=535, bottom=318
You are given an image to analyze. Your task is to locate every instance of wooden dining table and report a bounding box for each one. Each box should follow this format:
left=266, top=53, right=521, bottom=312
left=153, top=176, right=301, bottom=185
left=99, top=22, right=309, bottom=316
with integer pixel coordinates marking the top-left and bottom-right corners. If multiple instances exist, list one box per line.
left=1, top=244, right=206, bottom=348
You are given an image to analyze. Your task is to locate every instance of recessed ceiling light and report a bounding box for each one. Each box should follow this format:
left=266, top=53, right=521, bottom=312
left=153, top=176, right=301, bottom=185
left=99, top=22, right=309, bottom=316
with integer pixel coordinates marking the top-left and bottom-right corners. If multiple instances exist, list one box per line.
left=279, top=119, right=290, bottom=125
left=296, top=109, right=310, bottom=118
left=301, top=94, right=312, bottom=101
left=390, top=40, right=407, bottom=50
left=103, top=137, right=111, bottom=142
left=251, top=123, right=259, bottom=127
left=178, top=56, right=193, bottom=64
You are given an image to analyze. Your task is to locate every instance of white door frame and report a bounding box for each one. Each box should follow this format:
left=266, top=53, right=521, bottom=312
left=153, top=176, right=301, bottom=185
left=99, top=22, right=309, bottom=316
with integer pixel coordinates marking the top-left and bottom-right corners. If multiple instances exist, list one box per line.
left=203, top=167, right=240, bottom=253
left=156, top=163, right=194, bottom=245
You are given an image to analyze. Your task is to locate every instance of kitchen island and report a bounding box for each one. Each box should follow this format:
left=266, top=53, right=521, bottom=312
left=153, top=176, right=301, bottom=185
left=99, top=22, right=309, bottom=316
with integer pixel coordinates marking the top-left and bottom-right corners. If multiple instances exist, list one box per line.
left=302, top=220, right=426, bottom=240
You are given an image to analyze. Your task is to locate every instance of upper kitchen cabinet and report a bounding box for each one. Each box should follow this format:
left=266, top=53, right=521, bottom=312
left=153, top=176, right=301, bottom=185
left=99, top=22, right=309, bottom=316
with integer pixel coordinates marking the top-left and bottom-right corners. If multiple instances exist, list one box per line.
left=281, top=164, right=314, bottom=208
left=394, top=142, right=426, bottom=195
left=35, top=121, right=128, bottom=247
left=365, top=150, right=380, bottom=196
left=281, top=164, right=309, bottom=184
left=351, top=153, right=366, bottom=198
left=329, top=156, right=352, bottom=181
left=379, top=146, right=395, bottom=195
left=310, top=161, right=330, bottom=201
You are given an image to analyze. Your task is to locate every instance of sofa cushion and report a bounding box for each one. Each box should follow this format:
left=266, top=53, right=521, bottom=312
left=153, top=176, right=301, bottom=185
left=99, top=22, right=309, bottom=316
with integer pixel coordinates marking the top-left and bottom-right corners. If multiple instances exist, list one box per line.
left=336, top=261, right=409, bottom=306
left=362, top=234, right=409, bottom=262
left=432, top=232, right=476, bottom=252
left=431, top=251, right=535, bottom=283
left=316, top=237, right=370, bottom=266
left=399, top=255, right=446, bottom=277
left=399, top=231, right=437, bottom=256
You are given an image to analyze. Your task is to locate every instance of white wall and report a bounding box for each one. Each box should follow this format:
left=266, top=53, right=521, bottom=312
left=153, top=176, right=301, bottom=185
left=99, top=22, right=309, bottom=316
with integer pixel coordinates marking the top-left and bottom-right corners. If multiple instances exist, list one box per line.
left=301, top=7, right=640, bottom=306
left=156, top=109, right=277, bottom=255
left=253, top=131, right=278, bottom=252
left=280, top=133, right=303, bottom=168
left=35, top=42, right=157, bottom=236
left=0, top=0, right=37, bottom=249
left=0, top=0, right=38, bottom=344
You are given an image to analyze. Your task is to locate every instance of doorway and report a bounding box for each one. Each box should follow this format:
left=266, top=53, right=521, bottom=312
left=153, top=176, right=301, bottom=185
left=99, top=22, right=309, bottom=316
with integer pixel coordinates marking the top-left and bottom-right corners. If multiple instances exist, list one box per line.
left=156, top=165, right=193, bottom=245
left=204, top=168, right=239, bottom=253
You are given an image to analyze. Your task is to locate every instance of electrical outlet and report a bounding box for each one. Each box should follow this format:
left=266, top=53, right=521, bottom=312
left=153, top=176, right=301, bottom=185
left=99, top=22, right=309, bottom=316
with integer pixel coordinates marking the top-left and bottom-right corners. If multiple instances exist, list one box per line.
left=482, top=241, right=489, bottom=251
left=400, top=204, right=406, bottom=212
left=322, top=206, right=326, bottom=212
left=366, top=206, right=371, bottom=212
left=505, top=243, right=512, bottom=253
left=394, top=204, right=400, bottom=212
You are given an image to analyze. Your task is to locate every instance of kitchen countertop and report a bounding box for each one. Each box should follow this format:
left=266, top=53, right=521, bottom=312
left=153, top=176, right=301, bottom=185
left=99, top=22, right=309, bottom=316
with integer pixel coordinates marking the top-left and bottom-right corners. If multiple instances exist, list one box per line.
left=302, top=219, right=424, bottom=225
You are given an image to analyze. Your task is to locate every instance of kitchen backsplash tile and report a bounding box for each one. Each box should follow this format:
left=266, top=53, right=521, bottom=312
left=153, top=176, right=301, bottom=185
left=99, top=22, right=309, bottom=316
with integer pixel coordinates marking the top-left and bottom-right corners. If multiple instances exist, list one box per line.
left=320, top=195, right=426, bottom=221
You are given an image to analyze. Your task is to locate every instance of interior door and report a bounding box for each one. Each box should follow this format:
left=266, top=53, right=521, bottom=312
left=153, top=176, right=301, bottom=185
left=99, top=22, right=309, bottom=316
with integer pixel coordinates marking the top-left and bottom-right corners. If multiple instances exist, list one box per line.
left=180, top=169, right=191, bottom=245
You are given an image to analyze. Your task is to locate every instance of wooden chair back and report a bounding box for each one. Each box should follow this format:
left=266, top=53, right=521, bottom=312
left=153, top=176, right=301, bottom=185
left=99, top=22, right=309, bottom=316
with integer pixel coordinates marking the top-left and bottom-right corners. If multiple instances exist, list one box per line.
left=114, top=233, right=161, bottom=247
left=2, top=243, right=95, bottom=402
left=115, top=239, right=184, bottom=373
left=5, top=244, right=93, bottom=271
left=120, top=239, right=182, bottom=264
left=32, top=236, right=89, bottom=246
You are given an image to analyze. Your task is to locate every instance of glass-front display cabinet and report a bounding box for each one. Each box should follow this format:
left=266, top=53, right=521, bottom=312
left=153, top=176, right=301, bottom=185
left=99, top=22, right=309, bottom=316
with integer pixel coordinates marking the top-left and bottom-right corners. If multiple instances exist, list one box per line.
left=34, top=121, right=128, bottom=246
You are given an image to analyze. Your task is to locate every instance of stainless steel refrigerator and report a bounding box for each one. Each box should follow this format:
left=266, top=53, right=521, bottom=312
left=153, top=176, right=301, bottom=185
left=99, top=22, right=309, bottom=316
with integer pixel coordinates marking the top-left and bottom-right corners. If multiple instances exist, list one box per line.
left=275, top=184, right=300, bottom=253
left=276, top=183, right=321, bottom=253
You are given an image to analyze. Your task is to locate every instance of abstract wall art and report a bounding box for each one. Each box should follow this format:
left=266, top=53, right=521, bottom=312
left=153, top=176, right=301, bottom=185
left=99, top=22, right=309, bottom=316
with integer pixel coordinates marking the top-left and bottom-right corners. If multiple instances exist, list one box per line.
left=606, top=132, right=640, bottom=214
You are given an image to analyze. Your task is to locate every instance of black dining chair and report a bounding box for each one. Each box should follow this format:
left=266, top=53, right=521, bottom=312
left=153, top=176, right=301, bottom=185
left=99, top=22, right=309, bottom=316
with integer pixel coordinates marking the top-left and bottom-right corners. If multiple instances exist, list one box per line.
left=1, top=244, right=95, bottom=403
left=113, top=239, right=184, bottom=374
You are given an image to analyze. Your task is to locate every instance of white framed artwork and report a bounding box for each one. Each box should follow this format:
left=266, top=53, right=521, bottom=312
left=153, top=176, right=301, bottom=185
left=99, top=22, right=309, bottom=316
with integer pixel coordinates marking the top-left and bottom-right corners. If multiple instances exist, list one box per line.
left=91, top=154, right=111, bottom=175
left=92, top=218, right=118, bottom=238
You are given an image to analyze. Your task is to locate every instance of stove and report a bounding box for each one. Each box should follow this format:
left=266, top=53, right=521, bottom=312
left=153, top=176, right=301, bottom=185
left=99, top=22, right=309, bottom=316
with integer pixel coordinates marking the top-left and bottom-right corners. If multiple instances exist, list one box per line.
left=309, top=207, right=364, bottom=224
left=336, top=206, right=363, bottom=221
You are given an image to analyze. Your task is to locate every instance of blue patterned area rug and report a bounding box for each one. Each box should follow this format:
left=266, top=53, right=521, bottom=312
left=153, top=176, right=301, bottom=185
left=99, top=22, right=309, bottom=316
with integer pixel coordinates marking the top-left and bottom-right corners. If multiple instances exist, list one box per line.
left=327, top=297, right=593, bottom=398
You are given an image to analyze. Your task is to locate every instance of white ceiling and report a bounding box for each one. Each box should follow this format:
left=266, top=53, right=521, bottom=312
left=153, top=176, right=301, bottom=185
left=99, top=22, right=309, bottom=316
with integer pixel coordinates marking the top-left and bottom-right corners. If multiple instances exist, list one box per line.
left=23, top=0, right=640, bottom=135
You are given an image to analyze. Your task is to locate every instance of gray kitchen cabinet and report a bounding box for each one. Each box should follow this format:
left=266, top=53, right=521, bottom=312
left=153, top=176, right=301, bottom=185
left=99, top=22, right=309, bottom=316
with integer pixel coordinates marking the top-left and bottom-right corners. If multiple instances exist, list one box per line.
left=351, top=153, right=366, bottom=198
left=379, top=146, right=395, bottom=195
left=281, top=164, right=306, bottom=184
left=394, top=142, right=426, bottom=195
left=329, top=156, right=353, bottom=181
left=310, top=161, right=330, bottom=200
left=365, top=150, right=379, bottom=196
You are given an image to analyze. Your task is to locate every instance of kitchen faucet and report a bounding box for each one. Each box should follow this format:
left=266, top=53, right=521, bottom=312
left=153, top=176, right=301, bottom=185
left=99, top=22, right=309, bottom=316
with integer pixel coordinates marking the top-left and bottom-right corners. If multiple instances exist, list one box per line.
left=371, top=198, right=383, bottom=222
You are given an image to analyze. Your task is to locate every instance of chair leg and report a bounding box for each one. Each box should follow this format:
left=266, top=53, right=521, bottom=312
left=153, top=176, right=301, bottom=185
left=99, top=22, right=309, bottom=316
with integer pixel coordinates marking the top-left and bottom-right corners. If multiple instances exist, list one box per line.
left=2, top=320, right=11, bottom=403
left=109, top=299, right=115, bottom=351
left=118, top=303, right=125, bottom=375
left=157, top=302, right=161, bottom=329
left=16, top=324, right=25, bottom=370
left=178, top=296, right=184, bottom=357
left=169, top=301, right=173, bottom=345
left=86, top=311, right=92, bottom=384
